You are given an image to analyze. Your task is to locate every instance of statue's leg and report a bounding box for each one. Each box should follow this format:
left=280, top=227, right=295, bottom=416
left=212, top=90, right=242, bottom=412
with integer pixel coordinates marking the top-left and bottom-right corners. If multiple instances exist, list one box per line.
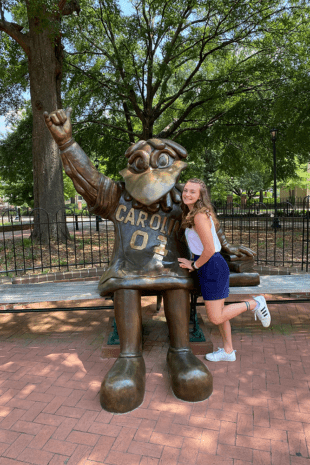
left=100, top=289, right=146, bottom=413
left=163, top=289, right=213, bottom=402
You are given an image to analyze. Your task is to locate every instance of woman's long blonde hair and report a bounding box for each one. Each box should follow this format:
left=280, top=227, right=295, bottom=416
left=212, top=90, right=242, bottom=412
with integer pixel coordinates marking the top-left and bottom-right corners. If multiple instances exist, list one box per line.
left=181, top=178, right=219, bottom=229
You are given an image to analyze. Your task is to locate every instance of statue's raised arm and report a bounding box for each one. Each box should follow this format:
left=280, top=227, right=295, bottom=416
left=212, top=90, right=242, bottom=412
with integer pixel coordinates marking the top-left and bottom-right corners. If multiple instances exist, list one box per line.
left=44, top=108, right=116, bottom=213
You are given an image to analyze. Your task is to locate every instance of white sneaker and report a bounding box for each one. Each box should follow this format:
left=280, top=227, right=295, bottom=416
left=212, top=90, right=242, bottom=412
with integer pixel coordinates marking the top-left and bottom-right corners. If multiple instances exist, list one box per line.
left=205, top=347, right=236, bottom=362
left=253, top=296, right=271, bottom=327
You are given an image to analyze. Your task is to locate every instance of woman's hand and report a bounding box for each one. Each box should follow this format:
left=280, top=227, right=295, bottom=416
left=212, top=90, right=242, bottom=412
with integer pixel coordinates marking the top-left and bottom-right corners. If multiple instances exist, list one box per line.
left=178, top=258, right=193, bottom=271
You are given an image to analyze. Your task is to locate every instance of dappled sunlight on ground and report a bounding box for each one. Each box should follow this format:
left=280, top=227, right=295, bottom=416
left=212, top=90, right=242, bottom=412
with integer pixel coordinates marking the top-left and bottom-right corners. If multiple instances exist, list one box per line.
left=0, top=296, right=308, bottom=463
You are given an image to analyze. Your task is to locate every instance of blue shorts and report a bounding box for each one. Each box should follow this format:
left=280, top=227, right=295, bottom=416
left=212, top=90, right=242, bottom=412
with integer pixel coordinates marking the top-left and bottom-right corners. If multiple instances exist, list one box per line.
left=194, top=252, right=230, bottom=301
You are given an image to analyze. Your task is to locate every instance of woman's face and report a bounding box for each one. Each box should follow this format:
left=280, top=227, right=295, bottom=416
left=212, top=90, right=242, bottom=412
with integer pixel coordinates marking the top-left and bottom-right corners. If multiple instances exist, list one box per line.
left=182, top=182, right=201, bottom=208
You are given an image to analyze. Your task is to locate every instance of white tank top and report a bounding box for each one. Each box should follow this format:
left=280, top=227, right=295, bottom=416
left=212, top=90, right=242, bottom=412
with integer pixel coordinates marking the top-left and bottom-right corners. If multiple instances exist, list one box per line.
left=185, top=216, right=221, bottom=256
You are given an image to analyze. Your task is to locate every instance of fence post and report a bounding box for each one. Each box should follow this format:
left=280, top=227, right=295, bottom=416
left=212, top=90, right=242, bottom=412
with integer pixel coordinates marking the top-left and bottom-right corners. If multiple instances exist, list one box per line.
left=96, top=215, right=102, bottom=232
left=241, top=194, right=247, bottom=208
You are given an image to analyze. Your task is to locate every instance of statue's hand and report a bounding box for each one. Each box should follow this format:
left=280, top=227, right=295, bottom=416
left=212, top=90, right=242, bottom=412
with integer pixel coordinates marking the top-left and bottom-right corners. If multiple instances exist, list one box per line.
left=222, top=243, right=256, bottom=259
left=43, top=108, right=72, bottom=147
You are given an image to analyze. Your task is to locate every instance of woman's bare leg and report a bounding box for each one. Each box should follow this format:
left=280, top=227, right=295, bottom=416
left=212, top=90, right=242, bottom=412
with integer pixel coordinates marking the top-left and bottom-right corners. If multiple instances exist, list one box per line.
left=204, top=298, right=257, bottom=326
left=205, top=297, right=271, bottom=359
left=205, top=298, right=257, bottom=354
left=218, top=321, right=233, bottom=353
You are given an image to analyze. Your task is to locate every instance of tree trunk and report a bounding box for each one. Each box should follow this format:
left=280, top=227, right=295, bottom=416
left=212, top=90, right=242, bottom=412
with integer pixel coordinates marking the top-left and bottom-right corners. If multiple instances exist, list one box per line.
left=27, top=15, right=69, bottom=243
left=141, top=115, right=154, bottom=140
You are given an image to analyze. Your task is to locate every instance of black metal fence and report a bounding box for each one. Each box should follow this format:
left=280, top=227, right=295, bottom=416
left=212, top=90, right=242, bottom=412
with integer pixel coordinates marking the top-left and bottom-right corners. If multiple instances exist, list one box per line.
left=1, top=196, right=309, bottom=277
left=214, top=196, right=310, bottom=271
left=213, top=196, right=310, bottom=217
left=0, top=206, right=114, bottom=277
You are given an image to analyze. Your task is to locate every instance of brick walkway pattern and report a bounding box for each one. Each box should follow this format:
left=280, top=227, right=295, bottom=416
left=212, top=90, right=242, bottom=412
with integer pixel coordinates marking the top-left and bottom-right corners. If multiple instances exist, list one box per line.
left=0, top=295, right=309, bottom=465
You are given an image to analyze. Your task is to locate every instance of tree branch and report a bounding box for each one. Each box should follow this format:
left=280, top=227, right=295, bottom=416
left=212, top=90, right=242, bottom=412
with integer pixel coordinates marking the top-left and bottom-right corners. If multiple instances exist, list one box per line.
left=99, top=0, right=144, bottom=122
left=159, top=111, right=226, bottom=140
left=77, top=118, right=141, bottom=138
left=0, top=19, right=30, bottom=55
left=151, top=3, right=193, bottom=98
left=58, top=0, right=67, bottom=11
left=66, top=59, right=130, bottom=101
left=122, top=100, right=135, bottom=143
left=158, top=78, right=270, bottom=139
left=62, top=0, right=81, bottom=16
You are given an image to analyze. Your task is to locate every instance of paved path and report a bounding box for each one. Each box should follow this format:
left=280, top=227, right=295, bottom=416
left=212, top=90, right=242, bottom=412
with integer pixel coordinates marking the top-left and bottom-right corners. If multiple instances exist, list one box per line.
left=1, top=275, right=310, bottom=304
left=0, top=296, right=309, bottom=464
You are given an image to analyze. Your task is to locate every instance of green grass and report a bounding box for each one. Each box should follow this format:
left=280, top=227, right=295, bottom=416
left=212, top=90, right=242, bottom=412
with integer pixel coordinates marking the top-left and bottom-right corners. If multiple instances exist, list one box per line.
left=78, top=238, right=92, bottom=249
left=276, top=238, right=284, bottom=248
left=22, top=238, right=32, bottom=248
left=4, top=252, right=14, bottom=260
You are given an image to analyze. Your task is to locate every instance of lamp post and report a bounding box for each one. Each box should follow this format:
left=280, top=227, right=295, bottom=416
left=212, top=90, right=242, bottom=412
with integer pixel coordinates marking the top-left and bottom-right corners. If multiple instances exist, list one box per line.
left=270, top=128, right=281, bottom=229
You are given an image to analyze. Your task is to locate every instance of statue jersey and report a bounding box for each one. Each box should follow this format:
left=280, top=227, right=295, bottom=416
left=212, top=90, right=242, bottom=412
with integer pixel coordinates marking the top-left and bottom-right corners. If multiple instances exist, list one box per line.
left=89, top=175, right=192, bottom=296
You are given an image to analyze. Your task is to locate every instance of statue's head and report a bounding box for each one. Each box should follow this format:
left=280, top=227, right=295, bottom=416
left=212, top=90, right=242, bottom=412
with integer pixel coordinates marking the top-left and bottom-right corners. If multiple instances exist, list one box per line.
left=120, top=138, right=188, bottom=206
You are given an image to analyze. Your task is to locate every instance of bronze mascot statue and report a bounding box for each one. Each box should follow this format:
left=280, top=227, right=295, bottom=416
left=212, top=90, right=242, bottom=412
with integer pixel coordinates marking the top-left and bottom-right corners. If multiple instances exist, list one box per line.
left=44, top=108, right=257, bottom=413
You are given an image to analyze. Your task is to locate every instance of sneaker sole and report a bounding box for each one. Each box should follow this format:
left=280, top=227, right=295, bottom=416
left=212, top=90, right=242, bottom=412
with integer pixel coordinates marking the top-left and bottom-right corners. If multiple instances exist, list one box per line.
left=205, top=355, right=236, bottom=362
left=255, top=297, right=271, bottom=328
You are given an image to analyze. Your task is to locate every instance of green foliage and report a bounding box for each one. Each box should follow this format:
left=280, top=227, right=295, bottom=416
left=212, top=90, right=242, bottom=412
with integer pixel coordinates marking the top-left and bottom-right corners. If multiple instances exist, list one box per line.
left=278, top=159, right=309, bottom=191
left=0, top=107, right=80, bottom=206
left=60, top=0, right=310, bottom=183
left=0, top=1, right=63, bottom=117
left=223, top=169, right=272, bottom=199
left=22, top=237, right=32, bottom=248
left=63, top=175, right=76, bottom=200
left=0, top=26, right=28, bottom=117
left=0, top=107, right=34, bottom=206
left=1, top=0, right=310, bottom=194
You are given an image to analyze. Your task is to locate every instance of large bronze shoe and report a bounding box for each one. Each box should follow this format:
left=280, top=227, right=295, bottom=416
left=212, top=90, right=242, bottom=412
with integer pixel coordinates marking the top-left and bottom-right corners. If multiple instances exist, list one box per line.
left=100, top=354, right=146, bottom=413
left=167, top=347, right=213, bottom=402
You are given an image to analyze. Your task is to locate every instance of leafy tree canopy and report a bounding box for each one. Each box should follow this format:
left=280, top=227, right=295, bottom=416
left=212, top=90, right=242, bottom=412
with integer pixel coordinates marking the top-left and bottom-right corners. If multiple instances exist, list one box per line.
left=61, top=0, right=310, bottom=183
left=278, top=159, right=310, bottom=193
left=1, top=0, right=309, bottom=200
left=0, top=107, right=76, bottom=206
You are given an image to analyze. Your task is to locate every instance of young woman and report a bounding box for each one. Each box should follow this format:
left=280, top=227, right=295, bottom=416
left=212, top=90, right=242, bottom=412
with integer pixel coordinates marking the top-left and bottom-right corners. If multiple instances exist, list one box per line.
left=178, top=178, right=271, bottom=362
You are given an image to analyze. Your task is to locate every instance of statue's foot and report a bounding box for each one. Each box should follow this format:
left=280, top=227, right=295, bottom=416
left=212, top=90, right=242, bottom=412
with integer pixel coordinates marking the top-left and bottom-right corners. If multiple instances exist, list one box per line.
left=100, top=354, right=146, bottom=413
left=167, top=347, right=213, bottom=402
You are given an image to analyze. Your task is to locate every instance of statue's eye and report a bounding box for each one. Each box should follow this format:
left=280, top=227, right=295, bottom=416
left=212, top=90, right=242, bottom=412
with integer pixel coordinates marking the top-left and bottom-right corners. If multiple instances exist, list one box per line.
left=150, top=148, right=176, bottom=169
left=132, top=157, right=146, bottom=172
left=157, top=153, right=171, bottom=168
left=128, top=150, right=150, bottom=172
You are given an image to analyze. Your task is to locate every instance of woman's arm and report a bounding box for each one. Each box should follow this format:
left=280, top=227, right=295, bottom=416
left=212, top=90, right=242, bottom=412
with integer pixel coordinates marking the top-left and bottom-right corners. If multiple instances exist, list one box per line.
left=178, top=212, right=215, bottom=271
left=193, top=213, right=215, bottom=267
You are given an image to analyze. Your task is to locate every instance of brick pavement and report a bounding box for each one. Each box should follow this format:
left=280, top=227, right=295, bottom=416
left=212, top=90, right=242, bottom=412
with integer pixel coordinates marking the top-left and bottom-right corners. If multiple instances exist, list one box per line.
left=0, top=295, right=309, bottom=464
